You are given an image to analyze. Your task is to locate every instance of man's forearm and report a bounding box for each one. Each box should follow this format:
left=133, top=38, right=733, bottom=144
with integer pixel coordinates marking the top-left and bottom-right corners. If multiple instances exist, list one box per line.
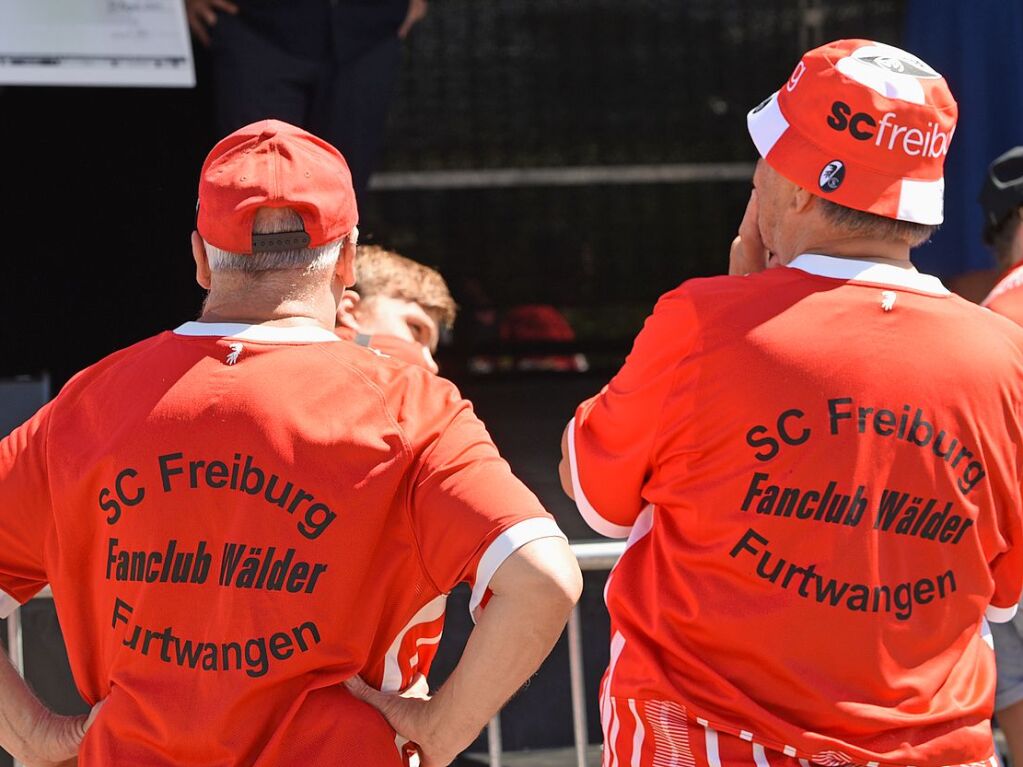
left=0, top=646, right=53, bottom=763
left=0, top=648, right=87, bottom=766
left=424, top=537, right=582, bottom=757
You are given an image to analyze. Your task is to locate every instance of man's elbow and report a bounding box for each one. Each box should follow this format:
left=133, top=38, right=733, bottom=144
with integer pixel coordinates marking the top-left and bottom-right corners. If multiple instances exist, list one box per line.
left=544, top=553, right=583, bottom=615
left=524, top=539, right=583, bottom=621
left=493, top=537, right=583, bottom=618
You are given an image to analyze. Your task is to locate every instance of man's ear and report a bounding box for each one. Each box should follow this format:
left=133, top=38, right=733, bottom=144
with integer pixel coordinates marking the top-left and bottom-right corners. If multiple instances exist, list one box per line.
left=336, top=290, right=362, bottom=332
left=792, top=185, right=816, bottom=214
left=337, top=235, right=357, bottom=288
left=192, top=230, right=212, bottom=289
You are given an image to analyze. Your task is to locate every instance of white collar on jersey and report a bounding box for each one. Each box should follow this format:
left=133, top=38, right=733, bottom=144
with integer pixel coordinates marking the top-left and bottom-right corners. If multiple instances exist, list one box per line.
left=173, top=321, right=340, bottom=343
left=786, top=253, right=950, bottom=296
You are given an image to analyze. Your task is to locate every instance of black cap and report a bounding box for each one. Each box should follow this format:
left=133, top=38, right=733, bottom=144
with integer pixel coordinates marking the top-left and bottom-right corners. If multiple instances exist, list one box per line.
left=980, top=146, right=1023, bottom=243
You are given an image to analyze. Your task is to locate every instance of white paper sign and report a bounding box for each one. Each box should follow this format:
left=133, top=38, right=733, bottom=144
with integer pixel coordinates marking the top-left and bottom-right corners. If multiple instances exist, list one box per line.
left=0, top=0, right=195, bottom=87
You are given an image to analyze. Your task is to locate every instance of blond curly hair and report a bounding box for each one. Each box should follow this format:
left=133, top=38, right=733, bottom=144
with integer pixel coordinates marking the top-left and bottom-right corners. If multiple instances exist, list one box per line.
left=354, top=246, right=457, bottom=329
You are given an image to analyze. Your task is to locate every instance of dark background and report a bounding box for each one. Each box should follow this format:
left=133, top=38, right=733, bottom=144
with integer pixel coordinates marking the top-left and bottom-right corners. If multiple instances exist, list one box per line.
left=0, top=1, right=904, bottom=762
left=0, top=0, right=903, bottom=388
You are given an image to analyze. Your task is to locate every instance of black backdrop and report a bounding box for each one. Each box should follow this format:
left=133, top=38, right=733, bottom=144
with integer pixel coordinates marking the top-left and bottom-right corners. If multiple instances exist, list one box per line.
left=0, top=0, right=903, bottom=389
left=0, top=1, right=904, bottom=761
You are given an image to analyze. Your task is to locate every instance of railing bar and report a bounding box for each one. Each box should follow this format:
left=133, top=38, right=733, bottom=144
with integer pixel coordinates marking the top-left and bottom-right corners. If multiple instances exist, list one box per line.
left=488, top=714, right=503, bottom=767
left=568, top=606, right=589, bottom=767
left=8, top=606, right=25, bottom=767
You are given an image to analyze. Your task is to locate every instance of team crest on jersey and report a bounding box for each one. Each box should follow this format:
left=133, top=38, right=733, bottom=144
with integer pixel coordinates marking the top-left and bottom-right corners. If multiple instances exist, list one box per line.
left=226, top=343, right=243, bottom=365
left=818, top=160, right=845, bottom=192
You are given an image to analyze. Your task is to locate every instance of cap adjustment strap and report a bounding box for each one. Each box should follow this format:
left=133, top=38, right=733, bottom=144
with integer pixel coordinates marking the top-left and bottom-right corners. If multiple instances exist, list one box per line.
left=251, top=230, right=312, bottom=253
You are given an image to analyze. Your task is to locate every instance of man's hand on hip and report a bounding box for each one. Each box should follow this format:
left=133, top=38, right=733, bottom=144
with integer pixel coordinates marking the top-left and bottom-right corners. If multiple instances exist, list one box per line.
left=346, top=674, right=459, bottom=767
left=348, top=536, right=582, bottom=766
left=15, top=701, right=104, bottom=767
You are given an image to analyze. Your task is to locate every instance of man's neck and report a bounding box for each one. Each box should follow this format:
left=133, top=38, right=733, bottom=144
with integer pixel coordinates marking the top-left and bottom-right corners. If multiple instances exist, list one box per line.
left=788, top=237, right=914, bottom=269
left=199, top=296, right=336, bottom=329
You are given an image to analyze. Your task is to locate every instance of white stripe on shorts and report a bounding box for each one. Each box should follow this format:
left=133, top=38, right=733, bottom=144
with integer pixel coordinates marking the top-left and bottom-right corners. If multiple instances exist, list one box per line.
left=705, top=726, right=722, bottom=767
left=628, top=699, right=645, bottom=767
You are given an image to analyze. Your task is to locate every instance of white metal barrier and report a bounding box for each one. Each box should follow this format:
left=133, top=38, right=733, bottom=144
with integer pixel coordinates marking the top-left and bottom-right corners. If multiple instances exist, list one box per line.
left=7, top=543, right=625, bottom=767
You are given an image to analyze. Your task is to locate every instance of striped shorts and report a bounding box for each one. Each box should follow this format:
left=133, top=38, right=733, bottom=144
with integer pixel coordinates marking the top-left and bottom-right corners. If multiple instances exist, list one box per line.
left=600, top=696, right=999, bottom=767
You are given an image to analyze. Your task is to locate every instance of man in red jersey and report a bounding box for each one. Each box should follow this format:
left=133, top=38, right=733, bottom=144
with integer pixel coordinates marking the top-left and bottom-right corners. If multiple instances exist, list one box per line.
left=0, top=119, right=581, bottom=766
left=981, top=147, right=1023, bottom=323
left=560, top=40, right=1023, bottom=767
left=977, top=146, right=1023, bottom=767
left=336, top=245, right=457, bottom=374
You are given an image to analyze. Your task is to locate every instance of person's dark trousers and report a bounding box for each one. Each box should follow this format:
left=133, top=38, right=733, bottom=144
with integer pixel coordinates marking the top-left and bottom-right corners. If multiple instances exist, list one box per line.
left=209, top=0, right=407, bottom=202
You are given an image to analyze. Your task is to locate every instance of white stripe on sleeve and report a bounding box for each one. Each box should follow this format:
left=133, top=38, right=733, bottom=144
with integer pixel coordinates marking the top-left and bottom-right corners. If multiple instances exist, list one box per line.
left=469, top=517, right=567, bottom=616
left=986, top=603, right=1019, bottom=623
left=567, top=418, right=634, bottom=539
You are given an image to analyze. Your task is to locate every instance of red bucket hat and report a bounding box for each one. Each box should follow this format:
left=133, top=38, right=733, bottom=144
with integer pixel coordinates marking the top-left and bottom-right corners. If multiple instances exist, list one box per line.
left=747, top=40, right=957, bottom=225
left=197, top=119, right=358, bottom=254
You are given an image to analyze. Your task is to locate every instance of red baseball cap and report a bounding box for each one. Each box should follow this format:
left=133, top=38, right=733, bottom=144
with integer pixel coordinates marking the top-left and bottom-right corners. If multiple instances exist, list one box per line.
left=197, top=119, right=358, bottom=254
left=747, top=40, right=957, bottom=225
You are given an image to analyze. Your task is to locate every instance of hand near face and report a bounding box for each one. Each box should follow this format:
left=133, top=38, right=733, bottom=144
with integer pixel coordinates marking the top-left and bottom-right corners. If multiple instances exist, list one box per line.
left=729, top=189, right=771, bottom=276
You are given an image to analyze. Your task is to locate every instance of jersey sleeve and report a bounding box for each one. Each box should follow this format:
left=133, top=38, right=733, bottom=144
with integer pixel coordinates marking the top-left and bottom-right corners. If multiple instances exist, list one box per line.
left=987, top=542, right=1023, bottom=623
left=987, top=474, right=1023, bottom=623
left=0, top=403, right=55, bottom=616
left=404, top=373, right=566, bottom=615
left=569, top=287, right=699, bottom=538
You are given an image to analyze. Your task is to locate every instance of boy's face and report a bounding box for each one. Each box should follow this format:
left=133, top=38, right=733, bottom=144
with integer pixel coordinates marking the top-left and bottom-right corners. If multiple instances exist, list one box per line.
left=356, top=294, right=441, bottom=354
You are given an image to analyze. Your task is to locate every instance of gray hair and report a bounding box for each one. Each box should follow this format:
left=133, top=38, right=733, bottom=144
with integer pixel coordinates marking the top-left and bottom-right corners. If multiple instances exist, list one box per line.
left=205, top=208, right=343, bottom=273
left=818, top=199, right=937, bottom=248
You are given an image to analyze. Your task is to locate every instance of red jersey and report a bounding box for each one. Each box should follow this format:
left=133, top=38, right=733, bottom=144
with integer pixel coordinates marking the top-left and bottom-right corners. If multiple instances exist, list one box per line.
left=983, top=262, right=1023, bottom=327
left=569, top=255, right=1023, bottom=767
left=0, top=322, right=564, bottom=766
left=334, top=326, right=438, bottom=372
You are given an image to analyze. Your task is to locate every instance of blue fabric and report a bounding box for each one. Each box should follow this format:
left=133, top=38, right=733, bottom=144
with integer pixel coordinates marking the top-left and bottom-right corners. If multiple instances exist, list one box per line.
left=903, top=1, right=1023, bottom=278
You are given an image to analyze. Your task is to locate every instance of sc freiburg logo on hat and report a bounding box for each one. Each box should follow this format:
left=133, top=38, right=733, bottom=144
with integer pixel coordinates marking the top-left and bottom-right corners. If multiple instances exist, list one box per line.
left=854, top=51, right=940, bottom=80
left=819, top=161, right=845, bottom=192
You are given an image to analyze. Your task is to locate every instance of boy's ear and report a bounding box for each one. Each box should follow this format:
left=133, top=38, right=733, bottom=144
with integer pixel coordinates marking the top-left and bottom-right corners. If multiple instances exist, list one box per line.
left=336, top=290, right=362, bottom=331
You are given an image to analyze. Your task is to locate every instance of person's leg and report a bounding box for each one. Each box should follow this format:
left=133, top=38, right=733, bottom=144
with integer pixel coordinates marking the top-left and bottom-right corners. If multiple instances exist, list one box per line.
left=992, top=617, right=1023, bottom=766
left=998, top=700, right=1023, bottom=767
left=314, top=5, right=405, bottom=201
left=208, top=10, right=321, bottom=135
